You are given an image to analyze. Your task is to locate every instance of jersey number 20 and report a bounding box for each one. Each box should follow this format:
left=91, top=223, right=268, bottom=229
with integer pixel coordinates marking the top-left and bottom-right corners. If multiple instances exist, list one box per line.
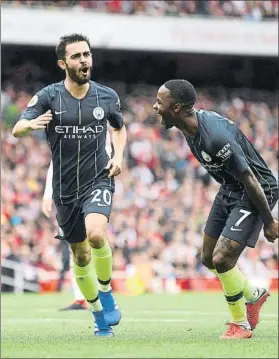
left=90, top=189, right=112, bottom=206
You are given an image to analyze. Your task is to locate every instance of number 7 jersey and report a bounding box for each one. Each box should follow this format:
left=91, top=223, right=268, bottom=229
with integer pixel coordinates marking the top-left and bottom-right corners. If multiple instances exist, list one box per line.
left=184, top=110, right=278, bottom=203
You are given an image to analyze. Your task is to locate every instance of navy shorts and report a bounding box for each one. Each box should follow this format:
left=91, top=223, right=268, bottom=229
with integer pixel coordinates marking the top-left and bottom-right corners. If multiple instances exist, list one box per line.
left=204, top=191, right=278, bottom=248
left=55, top=173, right=115, bottom=244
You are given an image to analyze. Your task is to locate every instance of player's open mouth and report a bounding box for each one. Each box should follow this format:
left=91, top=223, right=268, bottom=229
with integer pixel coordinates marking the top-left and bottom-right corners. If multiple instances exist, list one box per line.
left=81, top=66, right=89, bottom=75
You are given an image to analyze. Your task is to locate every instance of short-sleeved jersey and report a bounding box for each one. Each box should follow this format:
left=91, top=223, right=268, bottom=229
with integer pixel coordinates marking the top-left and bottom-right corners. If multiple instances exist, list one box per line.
left=185, top=110, right=278, bottom=203
left=20, top=81, right=124, bottom=204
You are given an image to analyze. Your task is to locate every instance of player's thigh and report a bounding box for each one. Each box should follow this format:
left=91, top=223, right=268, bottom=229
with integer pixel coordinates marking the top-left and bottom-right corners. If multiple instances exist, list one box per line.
left=84, top=213, right=109, bottom=238
left=204, top=192, right=228, bottom=241
left=212, top=235, right=245, bottom=270
left=222, top=201, right=263, bottom=248
left=55, top=201, right=87, bottom=244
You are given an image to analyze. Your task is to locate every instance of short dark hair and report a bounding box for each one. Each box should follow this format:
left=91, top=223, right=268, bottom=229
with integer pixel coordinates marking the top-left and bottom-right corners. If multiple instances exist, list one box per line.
left=164, top=79, right=197, bottom=108
left=56, top=33, right=91, bottom=60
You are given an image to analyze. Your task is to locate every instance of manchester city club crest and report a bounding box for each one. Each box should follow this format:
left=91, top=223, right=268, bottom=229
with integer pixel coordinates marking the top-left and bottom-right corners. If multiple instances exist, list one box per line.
left=201, top=151, right=212, bottom=162
left=27, top=95, right=38, bottom=107
left=93, top=106, right=105, bottom=120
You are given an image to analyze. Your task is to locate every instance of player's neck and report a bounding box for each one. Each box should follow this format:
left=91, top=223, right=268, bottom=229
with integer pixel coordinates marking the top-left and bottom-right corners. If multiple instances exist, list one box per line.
left=64, top=78, right=90, bottom=99
left=178, top=111, right=198, bottom=137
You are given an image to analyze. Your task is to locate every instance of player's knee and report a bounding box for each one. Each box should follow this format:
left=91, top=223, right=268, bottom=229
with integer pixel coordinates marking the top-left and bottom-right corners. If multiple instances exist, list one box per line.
left=212, top=252, right=232, bottom=272
left=86, top=227, right=105, bottom=247
left=200, top=251, right=214, bottom=269
left=74, top=249, right=91, bottom=267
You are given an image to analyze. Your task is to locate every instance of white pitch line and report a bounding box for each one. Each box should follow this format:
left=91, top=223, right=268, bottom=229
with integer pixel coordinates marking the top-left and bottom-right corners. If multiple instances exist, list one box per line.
left=3, top=318, right=278, bottom=324
left=2, top=309, right=278, bottom=318
left=123, top=310, right=278, bottom=318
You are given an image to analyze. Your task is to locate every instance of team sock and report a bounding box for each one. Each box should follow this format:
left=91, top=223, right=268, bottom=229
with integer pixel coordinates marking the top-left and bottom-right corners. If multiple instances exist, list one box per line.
left=92, top=240, right=112, bottom=292
left=209, top=266, right=260, bottom=302
left=217, top=266, right=248, bottom=324
left=73, top=260, right=102, bottom=312
left=70, top=264, right=85, bottom=301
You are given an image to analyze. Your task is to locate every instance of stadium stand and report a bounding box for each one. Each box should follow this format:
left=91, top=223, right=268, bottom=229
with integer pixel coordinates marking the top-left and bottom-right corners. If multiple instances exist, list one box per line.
left=1, top=0, right=278, bottom=294
left=1, top=0, right=278, bottom=20
left=1, top=64, right=278, bottom=292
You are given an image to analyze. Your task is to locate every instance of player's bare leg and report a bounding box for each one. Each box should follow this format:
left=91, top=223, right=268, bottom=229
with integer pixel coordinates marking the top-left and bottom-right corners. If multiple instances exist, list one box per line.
left=212, top=237, right=253, bottom=339
left=70, top=240, right=113, bottom=337
left=85, top=213, right=121, bottom=326
left=201, top=234, right=219, bottom=276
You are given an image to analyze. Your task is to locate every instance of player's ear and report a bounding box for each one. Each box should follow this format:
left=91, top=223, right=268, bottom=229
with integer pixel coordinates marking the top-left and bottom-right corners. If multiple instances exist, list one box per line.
left=173, top=103, right=182, bottom=113
left=57, top=59, right=66, bottom=71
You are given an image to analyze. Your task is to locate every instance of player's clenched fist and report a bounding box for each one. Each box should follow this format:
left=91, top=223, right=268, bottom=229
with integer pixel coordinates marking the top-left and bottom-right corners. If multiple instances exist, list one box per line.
left=264, top=219, right=279, bottom=243
left=106, top=157, right=123, bottom=178
left=30, top=110, right=52, bottom=130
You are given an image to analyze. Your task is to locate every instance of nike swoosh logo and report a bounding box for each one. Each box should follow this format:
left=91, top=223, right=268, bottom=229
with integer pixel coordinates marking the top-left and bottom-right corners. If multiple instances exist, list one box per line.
left=230, top=226, right=243, bottom=232
left=97, top=203, right=108, bottom=207
left=55, top=110, right=67, bottom=115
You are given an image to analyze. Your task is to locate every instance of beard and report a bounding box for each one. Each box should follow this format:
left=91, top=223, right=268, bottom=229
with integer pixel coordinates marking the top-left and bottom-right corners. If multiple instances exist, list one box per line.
left=66, top=64, right=92, bottom=85
left=161, top=114, right=174, bottom=129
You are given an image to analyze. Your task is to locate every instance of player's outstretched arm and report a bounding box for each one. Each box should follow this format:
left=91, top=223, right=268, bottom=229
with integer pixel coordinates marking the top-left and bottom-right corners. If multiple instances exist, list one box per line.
left=12, top=110, right=52, bottom=137
left=239, top=168, right=278, bottom=242
left=41, top=160, right=53, bottom=218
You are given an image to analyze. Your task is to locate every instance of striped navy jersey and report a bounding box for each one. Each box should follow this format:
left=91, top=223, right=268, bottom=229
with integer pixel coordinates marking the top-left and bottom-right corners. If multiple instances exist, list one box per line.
left=20, top=80, right=124, bottom=204
left=184, top=110, right=278, bottom=202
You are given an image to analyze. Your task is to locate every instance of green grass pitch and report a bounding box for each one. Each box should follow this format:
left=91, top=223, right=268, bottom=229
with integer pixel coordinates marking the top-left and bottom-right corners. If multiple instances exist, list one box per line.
left=1, top=291, right=278, bottom=358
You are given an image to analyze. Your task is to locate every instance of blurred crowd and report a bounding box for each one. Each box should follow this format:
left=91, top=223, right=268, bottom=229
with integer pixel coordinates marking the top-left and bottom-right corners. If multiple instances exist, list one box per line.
left=2, top=0, right=278, bottom=20
left=1, top=71, right=278, bottom=291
